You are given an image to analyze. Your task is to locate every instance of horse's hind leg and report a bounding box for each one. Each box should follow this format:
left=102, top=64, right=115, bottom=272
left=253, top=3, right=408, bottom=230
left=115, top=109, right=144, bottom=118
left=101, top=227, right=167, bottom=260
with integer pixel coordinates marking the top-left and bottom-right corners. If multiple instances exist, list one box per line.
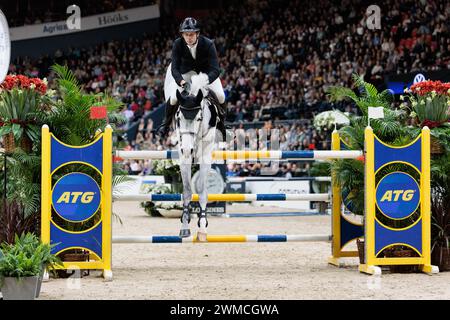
left=179, top=152, right=193, bottom=238
left=196, top=162, right=210, bottom=242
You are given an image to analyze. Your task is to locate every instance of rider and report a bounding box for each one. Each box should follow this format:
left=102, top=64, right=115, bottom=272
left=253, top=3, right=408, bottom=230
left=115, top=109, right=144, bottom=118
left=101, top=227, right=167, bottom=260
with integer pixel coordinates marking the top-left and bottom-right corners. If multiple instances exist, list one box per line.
left=157, top=17, right=228, bottom=138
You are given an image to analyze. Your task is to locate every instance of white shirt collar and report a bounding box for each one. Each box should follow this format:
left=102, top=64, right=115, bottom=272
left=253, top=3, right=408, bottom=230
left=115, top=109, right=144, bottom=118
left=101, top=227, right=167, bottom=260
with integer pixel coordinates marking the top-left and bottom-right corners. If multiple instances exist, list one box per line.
left=187, top=41, right=198, bottom=59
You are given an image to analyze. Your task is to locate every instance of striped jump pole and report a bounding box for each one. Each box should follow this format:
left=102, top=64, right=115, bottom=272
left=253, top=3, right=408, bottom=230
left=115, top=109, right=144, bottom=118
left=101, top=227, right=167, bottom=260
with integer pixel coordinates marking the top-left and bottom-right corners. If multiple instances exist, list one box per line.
left=113, top=193, right=331, bottom=202
left=227, top=176, right=332, bottom=182
left=115, top=150, right=362, bottom=160
left=113, top=234, right=332, bottom=243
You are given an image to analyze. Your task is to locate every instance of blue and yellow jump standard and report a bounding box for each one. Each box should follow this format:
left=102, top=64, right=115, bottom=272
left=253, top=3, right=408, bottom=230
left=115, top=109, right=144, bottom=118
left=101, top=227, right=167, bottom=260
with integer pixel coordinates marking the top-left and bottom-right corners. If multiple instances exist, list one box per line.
left=41, top=125, right=113, bottom=281
left=359, top=126, right=438, bottom=275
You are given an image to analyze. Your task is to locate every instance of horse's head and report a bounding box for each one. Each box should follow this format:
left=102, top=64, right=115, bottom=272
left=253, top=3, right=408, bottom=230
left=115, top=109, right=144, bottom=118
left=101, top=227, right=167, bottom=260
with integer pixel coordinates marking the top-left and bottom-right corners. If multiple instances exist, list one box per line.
left=176, top=89, right=203, bottom=115
left=175, top=88, right=216, bottom=164
left=175, top=89, right=203, bottom=159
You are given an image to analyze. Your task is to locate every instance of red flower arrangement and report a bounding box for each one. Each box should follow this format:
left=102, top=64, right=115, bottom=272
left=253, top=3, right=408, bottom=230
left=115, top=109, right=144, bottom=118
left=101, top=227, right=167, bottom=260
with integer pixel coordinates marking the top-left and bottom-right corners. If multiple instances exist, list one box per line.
left=409, top=80, right=450, bottom=96
left=0, top=74, right=47, bottom=95
left=421, top=119, right=447, bottom=129
left=404, top=80, right=450, bottom=126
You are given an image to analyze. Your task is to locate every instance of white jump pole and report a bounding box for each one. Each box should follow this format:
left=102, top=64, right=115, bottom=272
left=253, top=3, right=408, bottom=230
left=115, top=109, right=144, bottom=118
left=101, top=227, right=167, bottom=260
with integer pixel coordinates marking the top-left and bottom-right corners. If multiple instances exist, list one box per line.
left=112, top=234, right=332, bottom=243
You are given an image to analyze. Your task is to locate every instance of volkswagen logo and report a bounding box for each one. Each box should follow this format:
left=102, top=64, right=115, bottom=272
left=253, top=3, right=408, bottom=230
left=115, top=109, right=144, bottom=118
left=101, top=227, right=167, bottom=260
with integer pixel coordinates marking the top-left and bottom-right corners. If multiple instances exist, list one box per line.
left=413, top=73, right=426, bottom=84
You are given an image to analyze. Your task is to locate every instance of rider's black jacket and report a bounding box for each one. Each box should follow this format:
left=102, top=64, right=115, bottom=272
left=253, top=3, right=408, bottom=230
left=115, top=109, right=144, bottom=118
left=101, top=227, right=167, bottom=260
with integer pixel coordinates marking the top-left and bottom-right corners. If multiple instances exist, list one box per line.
left=171, top=35, right=220, bottom=86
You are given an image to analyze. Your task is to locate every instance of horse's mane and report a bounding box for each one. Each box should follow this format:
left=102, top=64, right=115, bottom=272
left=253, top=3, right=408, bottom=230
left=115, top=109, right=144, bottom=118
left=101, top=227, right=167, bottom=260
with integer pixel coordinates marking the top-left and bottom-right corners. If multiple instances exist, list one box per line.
left=190, top=72, right=209, bottom=96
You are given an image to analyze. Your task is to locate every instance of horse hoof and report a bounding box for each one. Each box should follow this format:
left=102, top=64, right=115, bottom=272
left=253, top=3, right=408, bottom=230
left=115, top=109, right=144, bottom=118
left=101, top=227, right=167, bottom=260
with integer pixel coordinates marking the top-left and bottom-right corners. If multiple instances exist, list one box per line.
left=197, top=232, right=207, bottom=242
left=179, top=229, right=191, bottom=238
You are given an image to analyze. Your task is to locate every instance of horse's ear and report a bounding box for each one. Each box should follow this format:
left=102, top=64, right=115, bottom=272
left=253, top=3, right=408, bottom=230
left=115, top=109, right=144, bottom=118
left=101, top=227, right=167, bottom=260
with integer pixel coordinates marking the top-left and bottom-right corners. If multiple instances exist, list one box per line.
left=195, top=90, right=203, bottom=105
left=176, top=89, right=183, bottom=103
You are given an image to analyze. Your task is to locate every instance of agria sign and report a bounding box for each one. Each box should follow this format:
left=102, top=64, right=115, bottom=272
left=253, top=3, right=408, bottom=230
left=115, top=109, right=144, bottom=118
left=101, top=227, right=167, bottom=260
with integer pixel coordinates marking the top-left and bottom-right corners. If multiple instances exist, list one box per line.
left=52, top=173, right=101, bottom=222
left=375, top=172, right=420, bottom=219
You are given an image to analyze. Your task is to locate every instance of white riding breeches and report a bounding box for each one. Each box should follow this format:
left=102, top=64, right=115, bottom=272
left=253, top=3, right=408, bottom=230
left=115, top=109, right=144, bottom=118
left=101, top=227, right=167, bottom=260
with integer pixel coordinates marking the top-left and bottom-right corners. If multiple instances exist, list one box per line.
left=164, top=63, right=225, bottom=106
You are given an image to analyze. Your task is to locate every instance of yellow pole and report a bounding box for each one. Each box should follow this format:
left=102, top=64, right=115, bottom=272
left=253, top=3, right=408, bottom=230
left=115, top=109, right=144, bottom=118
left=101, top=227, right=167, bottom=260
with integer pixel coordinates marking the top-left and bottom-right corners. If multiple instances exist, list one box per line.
left=213, top=150, right=272, bottom=160
left=41, top=125, right=51, bottom=244
left=329, top=130, right=341, bottom=263
left=364, top=127, right=375, bottom=267
left=421, top=127, right=431, bottom=267
left=102, top=126, right=113, bottom=279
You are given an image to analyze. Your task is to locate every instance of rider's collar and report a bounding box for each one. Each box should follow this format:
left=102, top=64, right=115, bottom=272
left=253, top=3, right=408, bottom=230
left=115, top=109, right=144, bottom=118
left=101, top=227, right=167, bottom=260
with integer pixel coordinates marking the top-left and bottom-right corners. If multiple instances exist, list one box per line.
left=187, top=40, right=198, bottom=49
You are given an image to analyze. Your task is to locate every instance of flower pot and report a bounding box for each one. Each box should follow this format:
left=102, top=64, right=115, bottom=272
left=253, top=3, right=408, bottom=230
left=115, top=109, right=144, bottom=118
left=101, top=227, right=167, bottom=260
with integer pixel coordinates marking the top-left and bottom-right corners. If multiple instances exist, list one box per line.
left=1, top=276, right=38, bottom=300
left=35, top=265, right=45, bottom=298
left=62, top=252, right=90, bottom=262
left=20, top=134, right=33, bottom=153
left=171, top=181, right=183, bottom=194
left=384, top=248, right=419, bottom=273
left=2, top=132, right=15, bottom=153
left=430, top=135, right=444, bottom=154
left=2, top=132, right=33, bottom=153
left=356, top=238, right=365, bottom=264
left=56, top=250, right=90, bottom=278
left=432, top=246, right=450, bottom=272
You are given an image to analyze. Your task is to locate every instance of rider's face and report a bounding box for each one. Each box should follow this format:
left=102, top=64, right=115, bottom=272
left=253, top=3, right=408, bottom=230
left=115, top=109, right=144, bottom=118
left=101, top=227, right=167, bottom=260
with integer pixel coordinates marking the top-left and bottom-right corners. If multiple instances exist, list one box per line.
left=182, top=32, right=199, bottom=46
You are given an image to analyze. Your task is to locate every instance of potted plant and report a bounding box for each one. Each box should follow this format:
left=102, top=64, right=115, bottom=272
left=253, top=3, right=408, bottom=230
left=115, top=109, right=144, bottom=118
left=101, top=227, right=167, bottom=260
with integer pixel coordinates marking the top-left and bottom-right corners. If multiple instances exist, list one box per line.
left=0, top=75, right=53, bottom=244
left=140, top=183, right=174, bottom=217
left=0, top=74, right=52, bottom=153
left=313, top=110, right=350, bottom=132
left=152, top=159, right=182, bottom=188
left=402, top=80, right=450, bottom=271
left=402, top=80, right=450, bottom=153
left=12, top=233, right=62, bottom=297
left=0, top=233, right=52, bottom=300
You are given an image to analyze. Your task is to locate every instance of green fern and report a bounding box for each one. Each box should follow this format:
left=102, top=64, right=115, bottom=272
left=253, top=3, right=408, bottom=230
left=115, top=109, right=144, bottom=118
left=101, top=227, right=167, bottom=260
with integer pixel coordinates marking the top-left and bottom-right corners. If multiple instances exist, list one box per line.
left=43, top=64, right=125, bottom=146
left=328, top=73, right=393, bottom=116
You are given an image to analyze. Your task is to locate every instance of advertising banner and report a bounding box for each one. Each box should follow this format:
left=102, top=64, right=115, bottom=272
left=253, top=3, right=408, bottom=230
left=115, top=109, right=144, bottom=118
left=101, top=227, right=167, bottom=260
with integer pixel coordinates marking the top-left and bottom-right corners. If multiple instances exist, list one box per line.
left=10, top=5, right=160, bottom=41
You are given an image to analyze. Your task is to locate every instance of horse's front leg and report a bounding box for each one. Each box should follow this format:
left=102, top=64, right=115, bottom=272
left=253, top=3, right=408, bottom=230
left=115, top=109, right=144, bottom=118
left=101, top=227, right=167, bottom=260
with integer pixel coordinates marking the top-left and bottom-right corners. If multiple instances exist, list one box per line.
left=195, top=119, right=216, bottom=242
left=179, top=134, right=194, bottom=238
left=196, top=162, right=210, bottom=242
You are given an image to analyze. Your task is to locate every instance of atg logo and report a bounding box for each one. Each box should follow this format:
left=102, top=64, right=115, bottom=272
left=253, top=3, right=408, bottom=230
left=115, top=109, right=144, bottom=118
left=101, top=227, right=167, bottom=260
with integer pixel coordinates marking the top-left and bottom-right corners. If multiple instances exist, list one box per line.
left=376, top=172, right=420, bottom=219
left=56, top=192, right=95, bottom=204
left=380, top=189, right=416, bottom=202
left=52, top=173, right=101, bottom=222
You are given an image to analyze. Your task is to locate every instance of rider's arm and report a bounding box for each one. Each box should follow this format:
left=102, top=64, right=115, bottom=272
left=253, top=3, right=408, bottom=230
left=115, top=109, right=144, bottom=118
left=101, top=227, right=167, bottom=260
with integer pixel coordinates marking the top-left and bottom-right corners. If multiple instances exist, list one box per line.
left=171, top=41, right=184, bottom=86
left=206, top=42, right=220, bottom=84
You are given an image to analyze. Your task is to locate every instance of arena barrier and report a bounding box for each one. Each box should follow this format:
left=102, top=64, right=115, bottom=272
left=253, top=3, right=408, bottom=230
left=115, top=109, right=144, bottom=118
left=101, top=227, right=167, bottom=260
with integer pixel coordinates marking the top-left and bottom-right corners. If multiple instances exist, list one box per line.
left=41, top=125, right=437, bottom=279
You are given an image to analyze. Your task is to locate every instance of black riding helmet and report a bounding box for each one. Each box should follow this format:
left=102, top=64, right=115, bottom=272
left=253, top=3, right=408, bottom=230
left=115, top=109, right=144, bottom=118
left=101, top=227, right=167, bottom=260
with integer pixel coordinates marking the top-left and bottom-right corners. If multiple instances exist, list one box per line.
left=179, top=17, right=200, bottom=33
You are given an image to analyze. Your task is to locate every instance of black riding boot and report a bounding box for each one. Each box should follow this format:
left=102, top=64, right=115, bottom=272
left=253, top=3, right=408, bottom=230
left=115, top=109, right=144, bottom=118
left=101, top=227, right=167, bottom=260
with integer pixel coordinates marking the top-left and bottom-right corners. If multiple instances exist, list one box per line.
left=216, top=121, right=227, bottom=141
left=216, top=102, right=230, bottom=140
